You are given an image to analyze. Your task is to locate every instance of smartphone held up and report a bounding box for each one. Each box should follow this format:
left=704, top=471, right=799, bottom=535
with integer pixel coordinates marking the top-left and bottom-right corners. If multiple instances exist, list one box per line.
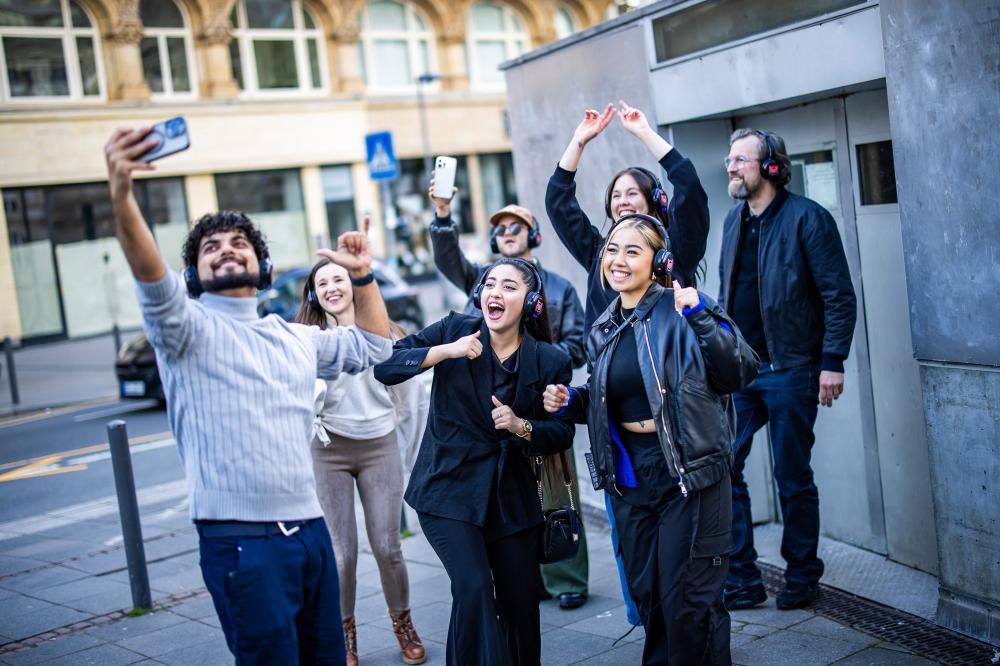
left=140, top=116, right=191, bottom=162
left=432, top=156, right=457, bottom=200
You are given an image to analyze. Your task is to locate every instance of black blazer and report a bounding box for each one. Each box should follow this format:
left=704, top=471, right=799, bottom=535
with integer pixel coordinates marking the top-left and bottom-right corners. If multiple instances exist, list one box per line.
left=374, top=313, right=574, bottom=536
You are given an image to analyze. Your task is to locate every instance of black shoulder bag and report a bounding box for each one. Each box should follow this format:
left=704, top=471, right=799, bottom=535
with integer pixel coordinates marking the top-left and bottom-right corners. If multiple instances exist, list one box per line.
left=535, top=451, right=581, bottom=564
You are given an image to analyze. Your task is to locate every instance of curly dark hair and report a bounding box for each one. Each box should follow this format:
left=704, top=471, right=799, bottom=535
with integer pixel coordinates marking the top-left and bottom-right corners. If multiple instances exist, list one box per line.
left=181, top=210, right=269, bottom=268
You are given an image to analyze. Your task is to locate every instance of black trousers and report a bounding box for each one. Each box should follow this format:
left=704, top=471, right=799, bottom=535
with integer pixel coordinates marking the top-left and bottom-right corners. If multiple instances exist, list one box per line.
left=612, top=476, right=733, bottom=666
left=418, top=512, right=542, bottom=666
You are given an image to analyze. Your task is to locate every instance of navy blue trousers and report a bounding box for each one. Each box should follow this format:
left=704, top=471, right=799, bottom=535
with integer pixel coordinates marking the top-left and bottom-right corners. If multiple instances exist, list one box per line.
left=197, top=517, right=346, bottom=665
left=729, top=362, right=824, bottom=589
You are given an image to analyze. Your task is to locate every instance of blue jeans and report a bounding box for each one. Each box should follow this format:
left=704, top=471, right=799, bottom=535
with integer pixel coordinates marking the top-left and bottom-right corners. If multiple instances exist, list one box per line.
left=728, top=362, right=824, bottom=590
left=198, top=518, right=346, bottom=665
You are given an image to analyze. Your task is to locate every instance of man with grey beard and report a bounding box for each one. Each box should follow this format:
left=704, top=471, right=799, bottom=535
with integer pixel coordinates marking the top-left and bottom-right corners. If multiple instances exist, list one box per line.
left=717, top=129, right=856, bottom=612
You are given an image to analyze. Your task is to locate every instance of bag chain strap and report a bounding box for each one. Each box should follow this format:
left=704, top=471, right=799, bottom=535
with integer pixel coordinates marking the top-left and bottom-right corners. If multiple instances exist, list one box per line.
left=535, top=451, right=575, bottom=511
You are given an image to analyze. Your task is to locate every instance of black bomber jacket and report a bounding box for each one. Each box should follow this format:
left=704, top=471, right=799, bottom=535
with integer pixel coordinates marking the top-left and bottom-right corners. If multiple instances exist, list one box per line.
left=560, top=283, right=758, bottom=496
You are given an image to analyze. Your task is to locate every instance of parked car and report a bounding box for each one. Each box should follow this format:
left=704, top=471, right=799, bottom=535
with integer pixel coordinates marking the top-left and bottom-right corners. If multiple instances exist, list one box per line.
left=115, top=261, right=425, bottom=401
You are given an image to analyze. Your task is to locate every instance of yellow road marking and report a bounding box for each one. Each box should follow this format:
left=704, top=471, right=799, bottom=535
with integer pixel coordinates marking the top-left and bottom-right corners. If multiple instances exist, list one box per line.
left=0, top=397, right=119, bottom=429
left=0, top=431, right=172, bottom=480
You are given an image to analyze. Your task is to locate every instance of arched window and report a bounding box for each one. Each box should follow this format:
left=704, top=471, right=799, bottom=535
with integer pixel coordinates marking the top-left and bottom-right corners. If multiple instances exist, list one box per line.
left=467, top=2, right=528, bottom=88
left=140, top=0, right=195, bottom=97
left=229, top=0, right=325, bottom=94
left=359, top=0, right=435, bottom=91
left=554, top=5, right=577, bottom=40
left=0, top=0, right=103, bottom=101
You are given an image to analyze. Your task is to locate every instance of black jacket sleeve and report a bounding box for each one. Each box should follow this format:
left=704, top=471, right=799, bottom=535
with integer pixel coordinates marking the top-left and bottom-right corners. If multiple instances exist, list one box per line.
left=800, top=207, right=857, bottom=361
left=555, top=284, right=586, bottom=369
left=661, top=149, right=710, bottom=285
left=684, top=297, right=759, bottom=395
left=545, top=165, right=604, bottom=272
left=374, top=314, right=452, bottom=385
left=525, top=354, right=576, bottom=456
left=428, top=214, right=484, bottom=295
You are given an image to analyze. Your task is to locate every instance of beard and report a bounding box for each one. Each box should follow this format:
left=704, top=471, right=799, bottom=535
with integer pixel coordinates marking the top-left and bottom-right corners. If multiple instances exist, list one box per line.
left=728, top=176, right=761, bottom=200
left=201, top=270, right=259, bottom=293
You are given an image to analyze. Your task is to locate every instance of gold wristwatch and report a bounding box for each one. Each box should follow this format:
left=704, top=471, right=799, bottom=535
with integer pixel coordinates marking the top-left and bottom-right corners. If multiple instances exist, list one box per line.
left=516, top=419, right=533, bottom=438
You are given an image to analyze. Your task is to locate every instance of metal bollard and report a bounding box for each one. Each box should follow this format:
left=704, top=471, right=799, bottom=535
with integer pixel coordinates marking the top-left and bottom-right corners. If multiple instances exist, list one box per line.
left=3, top=337, right=18, bottom=405
left=107, top=419, right=152, bottom=610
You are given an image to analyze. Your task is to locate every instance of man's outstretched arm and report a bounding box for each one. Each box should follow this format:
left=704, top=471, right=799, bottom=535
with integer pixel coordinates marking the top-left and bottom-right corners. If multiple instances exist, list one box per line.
left=105, top=128, right=166, bottom=282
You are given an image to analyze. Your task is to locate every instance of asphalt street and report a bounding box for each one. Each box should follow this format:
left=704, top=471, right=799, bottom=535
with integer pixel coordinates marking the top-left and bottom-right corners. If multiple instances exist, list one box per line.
left=0, top=401, right=180, bottom=523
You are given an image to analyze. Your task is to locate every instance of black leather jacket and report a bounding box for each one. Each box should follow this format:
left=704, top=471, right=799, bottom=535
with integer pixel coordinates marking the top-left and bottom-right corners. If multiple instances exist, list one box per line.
left=561, top=283, right=758, bottom=495
left=429, top=215, right=586, bottom=368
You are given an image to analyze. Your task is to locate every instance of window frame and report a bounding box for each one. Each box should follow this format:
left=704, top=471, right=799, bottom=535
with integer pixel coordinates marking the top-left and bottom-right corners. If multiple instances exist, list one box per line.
left=466, top=2, right=529, bottom=90
left=554, top=5, right=578, bottom=40
left=0, top=0, right=106, bottom=103
left=359, top=0, right=438, bottom=94
left=230, top=0, right=328, bottom=97
left=140, top=0, right=197, bottom=99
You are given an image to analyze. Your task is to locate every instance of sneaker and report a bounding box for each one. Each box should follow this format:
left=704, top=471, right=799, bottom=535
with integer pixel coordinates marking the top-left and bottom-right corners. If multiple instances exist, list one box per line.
left=776, top=584, right=819, bottom=610
left=723, top=582, right=767, bottom=610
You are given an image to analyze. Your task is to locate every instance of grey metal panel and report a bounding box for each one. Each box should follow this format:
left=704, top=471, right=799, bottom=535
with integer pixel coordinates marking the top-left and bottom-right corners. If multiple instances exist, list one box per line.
left=649, top=8, right=886, bottom=124
left=503, top=23, right=660, bottom=287
left=670, top=119, right=777, bottom=525
left=735, top=100, right=884, bottom=553
left=846, top=89, right=938, bottom=574
left=920, top=363, right=1000, bottom=644
left=880, top=0, right=1000, bottom=366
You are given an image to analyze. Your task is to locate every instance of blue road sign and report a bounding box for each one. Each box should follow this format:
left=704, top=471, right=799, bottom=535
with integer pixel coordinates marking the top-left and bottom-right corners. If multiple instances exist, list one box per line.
left=365, top=131, right=399, bottom=181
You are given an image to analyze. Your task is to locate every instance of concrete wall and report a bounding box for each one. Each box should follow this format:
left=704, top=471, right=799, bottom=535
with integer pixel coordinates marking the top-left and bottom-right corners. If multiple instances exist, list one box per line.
left=880, top=0, right=1000, bottom=645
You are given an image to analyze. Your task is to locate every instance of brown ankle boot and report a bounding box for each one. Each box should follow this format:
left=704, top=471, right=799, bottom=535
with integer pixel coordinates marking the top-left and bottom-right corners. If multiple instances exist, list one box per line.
left=390, top=610, right=426, bottom=665
left=343, top=616, right=359, bottom=666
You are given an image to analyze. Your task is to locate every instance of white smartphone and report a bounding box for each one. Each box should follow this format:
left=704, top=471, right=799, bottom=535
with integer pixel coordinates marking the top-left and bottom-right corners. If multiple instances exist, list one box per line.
left=432, top=156, right=457, bottom=200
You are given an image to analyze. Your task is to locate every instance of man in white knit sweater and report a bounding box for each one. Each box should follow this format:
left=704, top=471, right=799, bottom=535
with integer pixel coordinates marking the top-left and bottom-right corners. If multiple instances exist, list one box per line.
left=105, top=127, right=392, bottom=665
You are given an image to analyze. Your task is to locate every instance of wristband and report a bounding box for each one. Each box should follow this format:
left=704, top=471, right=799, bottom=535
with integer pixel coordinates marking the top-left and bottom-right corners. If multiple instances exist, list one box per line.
left=350, top=272, right=375, bottom=286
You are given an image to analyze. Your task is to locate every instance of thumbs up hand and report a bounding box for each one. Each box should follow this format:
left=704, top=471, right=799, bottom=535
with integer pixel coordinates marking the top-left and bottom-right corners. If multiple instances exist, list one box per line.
left=672, top=280, right=700, bottom=315
left=491, top=395, right=525, bottom=434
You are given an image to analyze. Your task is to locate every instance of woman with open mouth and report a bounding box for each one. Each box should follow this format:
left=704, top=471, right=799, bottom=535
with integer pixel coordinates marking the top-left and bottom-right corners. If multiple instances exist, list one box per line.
left=543, top=214, right=757, bottom=665
left=295, top=258, right=428, bottom=666
left=375, top=257, right=575, bottom=666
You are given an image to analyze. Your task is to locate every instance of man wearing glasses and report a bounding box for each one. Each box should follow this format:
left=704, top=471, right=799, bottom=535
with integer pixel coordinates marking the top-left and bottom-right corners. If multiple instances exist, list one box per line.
left=427, top=182, right=590, bottom=611
left=718, top=129, right=857, bottom=612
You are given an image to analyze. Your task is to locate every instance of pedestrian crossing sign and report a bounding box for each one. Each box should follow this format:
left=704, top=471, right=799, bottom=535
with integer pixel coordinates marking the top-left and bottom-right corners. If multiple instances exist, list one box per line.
left=365, top=131, right=399, bottom=181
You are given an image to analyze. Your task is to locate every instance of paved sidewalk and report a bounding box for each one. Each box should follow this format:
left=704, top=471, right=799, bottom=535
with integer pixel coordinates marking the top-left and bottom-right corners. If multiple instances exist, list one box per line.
left=0, top=490, right=943, bottom=665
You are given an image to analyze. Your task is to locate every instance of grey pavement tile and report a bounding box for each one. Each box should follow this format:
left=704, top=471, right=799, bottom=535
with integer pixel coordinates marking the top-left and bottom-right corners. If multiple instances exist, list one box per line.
left=730, top=632, right=759, bottom=650
left=154, top=637, right=233, bottom=666
left=563, top=605, right=645, bottom=643
left=732, top=627, right=868, bottom=666
left=0, top=593, right=57, bottom=617
left=30, top=575, right=131, bottom=605
left=790, top=616, right=878, bottom=646
left=736, top=621, right=781, bottom=637
left=82, top=609, right=187, bottom=643
left=33, top=521, right=126, bottom=546
left=831, top=646, right=939, bottom=665
left=406, top=574, right=454, bottom=607
left=0, top=633, right=104, bottom=666
left=729, top=597, right=815, bottom=629
left=573, top=640, right=645, bottom=664
left=167, top=597, right=216, bottom=621
left=0, top=556, right=43, bottom=578
left=539, top=594, right=621, bottom=629
left=351, top=589, right=396, bottom=625
left=0, top=565, right=90, bottom=595
left=40, top=643, right=147, bottom=665
left=144, top=567, right=205, bottom=596
left=115, top=620, right=222, bottom=658
left=195, top=614, right=220, bottom=629
left=63, top=590, right=136, bottom=616
left=2, top=604, right=91, bottom=641
left=356, top=623, right=399, bottom=658
left=141, top=534, right=198, bottom=563
left=62, top=550, right=127, bottom=576
left=539, top=627, right=621, bottom=666
left=0, top=537, right=93, bottom=565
